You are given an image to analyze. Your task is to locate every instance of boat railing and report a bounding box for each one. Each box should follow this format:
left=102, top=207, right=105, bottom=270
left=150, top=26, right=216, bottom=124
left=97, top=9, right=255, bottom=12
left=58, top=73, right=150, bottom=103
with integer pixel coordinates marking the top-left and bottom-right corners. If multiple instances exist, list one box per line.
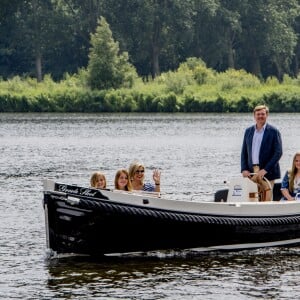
left=112, top=189, right=161, bottom=198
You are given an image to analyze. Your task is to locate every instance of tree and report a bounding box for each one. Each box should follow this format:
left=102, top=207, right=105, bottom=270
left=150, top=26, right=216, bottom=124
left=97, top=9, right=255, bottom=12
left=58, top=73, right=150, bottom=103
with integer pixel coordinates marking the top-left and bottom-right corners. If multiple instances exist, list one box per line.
left=213, top=0, right=243, bottom=69
left=1, top=0, right=300, bottom=81
left=189, top=0, right=226, bottom=70
left=265, top=0, right=300, bottom=79
left=239, top=0, right=299, bottom=78
left=0, top=0, right=27, bottom=78
left=87, top=17, right=137, bottom=90
left=12, top=0, right=59, bottom=81
left=101, top=0, right=198, bottom=78
left=0, top=0, right=78, bottom=81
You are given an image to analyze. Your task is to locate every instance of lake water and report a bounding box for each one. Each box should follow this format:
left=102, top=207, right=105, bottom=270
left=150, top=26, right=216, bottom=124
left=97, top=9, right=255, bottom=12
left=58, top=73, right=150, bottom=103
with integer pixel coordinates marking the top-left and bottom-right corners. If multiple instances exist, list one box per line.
left=1, top=112, right=300, bottom=299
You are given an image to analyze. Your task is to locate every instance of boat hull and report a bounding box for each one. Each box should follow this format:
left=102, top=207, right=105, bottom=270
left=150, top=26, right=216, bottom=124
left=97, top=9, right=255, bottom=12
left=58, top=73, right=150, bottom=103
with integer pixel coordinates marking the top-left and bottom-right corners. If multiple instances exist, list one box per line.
left=43, top=185, right=300, bottom=256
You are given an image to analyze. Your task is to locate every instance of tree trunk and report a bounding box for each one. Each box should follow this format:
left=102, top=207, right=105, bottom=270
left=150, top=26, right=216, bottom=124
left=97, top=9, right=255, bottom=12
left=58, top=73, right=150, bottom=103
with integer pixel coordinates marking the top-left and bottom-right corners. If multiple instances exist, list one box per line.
left=35, top=52, right=43, bottom=82
left=227, top=47, right=235, bottom=69
left=152, top=44, right=160, bottom=78
left=151, top=18, right=161, bottom=78
left=273, top=59, right=283, bottom=81
left=226, top=29, right=235, bottom=69
left=249, top=48, right=261, bottom=77
left=291, top=49, right=299, bottom=77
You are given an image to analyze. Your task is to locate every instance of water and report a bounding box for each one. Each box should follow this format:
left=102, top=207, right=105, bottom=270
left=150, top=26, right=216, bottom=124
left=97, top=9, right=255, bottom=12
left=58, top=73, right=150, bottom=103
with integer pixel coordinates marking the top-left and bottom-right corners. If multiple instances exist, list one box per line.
left=1, top=112, right=300, bottom=299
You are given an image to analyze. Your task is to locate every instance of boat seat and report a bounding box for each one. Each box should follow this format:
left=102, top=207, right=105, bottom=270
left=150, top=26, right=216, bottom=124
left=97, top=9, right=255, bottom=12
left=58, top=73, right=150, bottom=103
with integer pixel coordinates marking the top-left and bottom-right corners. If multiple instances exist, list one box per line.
left=272, top=182, right=282, bottom=201
left=214, top=182, right=282, bottom=202
left=214, top=189, right=228, bottom=202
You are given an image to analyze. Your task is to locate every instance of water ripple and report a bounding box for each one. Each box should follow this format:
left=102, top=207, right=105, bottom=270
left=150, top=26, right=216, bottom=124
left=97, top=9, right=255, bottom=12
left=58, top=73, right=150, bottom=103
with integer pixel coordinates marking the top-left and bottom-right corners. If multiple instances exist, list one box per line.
left=1, top=113, right=300, bottom=299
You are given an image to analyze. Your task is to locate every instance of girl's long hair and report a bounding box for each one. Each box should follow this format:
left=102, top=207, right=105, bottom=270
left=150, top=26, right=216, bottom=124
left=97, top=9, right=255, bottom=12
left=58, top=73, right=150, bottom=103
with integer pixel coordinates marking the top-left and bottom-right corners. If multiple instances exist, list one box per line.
left=289, top=152, right=300, bottom=192
left=114, top=169, right=132, bottom=191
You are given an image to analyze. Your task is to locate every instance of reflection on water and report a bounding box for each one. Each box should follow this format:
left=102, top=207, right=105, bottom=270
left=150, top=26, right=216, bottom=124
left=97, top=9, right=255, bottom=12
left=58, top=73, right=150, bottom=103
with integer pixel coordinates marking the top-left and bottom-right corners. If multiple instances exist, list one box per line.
left=46, top=248, right=300, bottom=299
left=1, top=113, right=300, bottom=299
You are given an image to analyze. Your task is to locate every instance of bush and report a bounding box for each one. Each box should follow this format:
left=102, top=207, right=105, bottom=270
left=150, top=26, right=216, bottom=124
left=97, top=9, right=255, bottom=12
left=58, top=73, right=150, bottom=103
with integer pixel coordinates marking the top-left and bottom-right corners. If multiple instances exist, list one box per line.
left=2, top=57, right=300, bottom=113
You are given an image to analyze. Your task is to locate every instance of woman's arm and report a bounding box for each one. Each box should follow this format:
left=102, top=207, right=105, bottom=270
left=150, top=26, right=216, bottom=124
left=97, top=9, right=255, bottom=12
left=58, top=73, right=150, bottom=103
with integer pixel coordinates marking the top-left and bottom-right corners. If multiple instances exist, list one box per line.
left=281, top=188, right=294, bottom=201
left=153, top=169, right=161, bottom=193
left=281, top=171, right=294, bottom=200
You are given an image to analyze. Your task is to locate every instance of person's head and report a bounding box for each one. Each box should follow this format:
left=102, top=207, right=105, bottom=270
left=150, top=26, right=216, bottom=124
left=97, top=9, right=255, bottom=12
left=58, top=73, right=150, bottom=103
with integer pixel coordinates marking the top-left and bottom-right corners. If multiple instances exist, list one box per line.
left=114, top=169, right=132, bottom=191
left=291, top=152, right=300, bottom=173
left=253, top=105, right=269, bottom=127
left=90, top=172, right=106, bottom=189
left=288, top=152, right=300, bottom=192
left=128, top=161, right=145, bottom=184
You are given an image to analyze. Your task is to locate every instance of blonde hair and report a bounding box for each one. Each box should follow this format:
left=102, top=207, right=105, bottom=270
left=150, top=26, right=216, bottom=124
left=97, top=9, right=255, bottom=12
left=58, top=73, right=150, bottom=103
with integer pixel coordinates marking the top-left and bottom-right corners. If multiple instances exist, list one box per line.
left=128, top=161, right=145, bottom=184
left=90, top=172, right=107, bottom=189
left=288, top=152, right=300, bottom=193
left=253, top=104, right=269, bottom=114
left=114, top=169, right=132, bottom=191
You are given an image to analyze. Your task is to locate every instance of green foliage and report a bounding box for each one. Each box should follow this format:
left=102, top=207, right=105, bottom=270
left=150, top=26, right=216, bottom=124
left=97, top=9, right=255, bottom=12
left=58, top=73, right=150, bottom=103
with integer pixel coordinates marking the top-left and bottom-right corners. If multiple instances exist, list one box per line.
left=216, top=69, right=261, bottom=90
left=2, top=57, right=300, bottom=113
left=178, top=57, right=215, bottom=85
left=157, top=70, right=194, bottom=94
left=152, top=93, right=180, bottom=112
left=156, top=58, right=215, bottom=94
left=265, top=76, right=280, bottom=86
left=87, top=17, right=137, bottom=90
left=1, top=0, right=300, bottom=83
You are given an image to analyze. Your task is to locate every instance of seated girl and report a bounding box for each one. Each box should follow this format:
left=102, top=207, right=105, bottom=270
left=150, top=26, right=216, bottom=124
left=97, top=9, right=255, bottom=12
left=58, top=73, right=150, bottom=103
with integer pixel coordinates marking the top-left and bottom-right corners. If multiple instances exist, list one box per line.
left=281, top=151, right=300, bottom=200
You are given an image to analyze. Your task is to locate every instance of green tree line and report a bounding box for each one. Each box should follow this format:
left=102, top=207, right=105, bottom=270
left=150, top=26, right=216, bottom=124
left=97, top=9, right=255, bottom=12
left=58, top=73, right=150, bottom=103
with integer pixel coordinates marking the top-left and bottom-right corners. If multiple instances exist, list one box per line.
left=2, top=56, right=300, bottom=113
left=1, top=0, right=300, bottom=81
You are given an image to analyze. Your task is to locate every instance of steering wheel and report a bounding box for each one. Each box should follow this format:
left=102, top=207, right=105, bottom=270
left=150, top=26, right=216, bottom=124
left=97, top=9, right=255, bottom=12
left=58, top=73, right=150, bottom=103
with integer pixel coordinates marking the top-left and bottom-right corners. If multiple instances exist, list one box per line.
left=249, top=173, right=273, bottom=201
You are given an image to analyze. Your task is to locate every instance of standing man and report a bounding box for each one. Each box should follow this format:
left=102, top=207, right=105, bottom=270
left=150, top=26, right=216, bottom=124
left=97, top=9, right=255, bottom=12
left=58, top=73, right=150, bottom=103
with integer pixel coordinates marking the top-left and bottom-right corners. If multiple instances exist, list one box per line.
left=241, top=105, right=282, bottom=201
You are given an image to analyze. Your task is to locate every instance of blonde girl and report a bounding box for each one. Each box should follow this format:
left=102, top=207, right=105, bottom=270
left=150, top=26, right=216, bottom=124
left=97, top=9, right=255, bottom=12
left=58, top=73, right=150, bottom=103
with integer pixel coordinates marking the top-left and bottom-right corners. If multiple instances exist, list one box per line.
left=114, top=169, right=132, bottom=191
left=90, top=172, right=107, bottom=189
left=281, top=152, right=300, bottom=200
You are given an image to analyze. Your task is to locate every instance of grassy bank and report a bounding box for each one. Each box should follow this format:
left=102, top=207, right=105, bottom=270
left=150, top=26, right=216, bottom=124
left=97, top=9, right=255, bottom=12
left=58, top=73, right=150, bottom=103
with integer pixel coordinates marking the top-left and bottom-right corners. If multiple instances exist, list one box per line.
left=1, top=60, right=300, bottom=113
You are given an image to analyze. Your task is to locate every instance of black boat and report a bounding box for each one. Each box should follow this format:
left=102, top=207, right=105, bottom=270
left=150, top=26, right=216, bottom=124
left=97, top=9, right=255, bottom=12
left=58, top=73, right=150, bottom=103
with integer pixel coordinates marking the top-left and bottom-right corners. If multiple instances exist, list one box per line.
left=43, top=178, right=300, bottom=257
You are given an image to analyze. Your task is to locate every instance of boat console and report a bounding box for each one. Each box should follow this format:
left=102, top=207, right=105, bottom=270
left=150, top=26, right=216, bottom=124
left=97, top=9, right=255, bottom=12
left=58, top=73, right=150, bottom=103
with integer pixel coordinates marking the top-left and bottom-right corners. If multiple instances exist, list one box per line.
left=215, top=180, right=282, bottom=202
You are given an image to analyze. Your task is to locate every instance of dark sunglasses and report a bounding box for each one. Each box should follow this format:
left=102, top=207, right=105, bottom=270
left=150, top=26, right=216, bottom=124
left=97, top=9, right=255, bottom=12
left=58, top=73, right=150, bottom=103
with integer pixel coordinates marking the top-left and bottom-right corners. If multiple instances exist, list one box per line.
left=135, top=170, right=144, bottom=174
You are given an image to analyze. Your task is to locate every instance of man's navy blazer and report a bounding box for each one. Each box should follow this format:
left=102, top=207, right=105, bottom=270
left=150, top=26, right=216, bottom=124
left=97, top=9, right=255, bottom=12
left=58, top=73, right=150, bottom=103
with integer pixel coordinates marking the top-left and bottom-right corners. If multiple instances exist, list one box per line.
left=241, top=123, right=282, bottom=180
